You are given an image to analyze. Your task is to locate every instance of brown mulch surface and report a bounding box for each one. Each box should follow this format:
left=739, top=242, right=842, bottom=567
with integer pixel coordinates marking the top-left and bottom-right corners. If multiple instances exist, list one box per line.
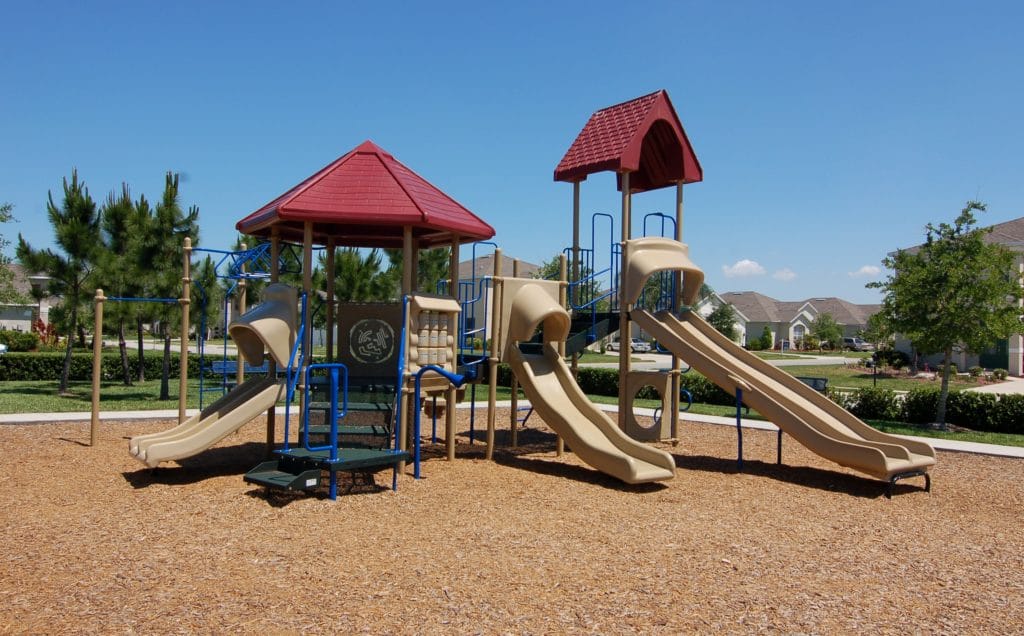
left=1, top=408, right=1023, bottom=634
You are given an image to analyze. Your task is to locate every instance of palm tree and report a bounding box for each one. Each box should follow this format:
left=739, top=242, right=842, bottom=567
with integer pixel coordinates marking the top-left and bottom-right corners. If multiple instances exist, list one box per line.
left=17, top=171, right=102, bottom=394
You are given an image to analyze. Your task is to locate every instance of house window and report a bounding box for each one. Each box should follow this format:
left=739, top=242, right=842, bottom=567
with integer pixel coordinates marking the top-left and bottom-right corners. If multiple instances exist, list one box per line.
left=793, top=324, right=806, bottom=344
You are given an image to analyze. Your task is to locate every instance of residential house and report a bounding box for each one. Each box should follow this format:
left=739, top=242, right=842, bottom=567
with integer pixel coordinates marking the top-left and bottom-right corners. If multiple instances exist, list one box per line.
left=714, top=291, right=880, bottom=349
left=0, top=263, right=54, bottom=331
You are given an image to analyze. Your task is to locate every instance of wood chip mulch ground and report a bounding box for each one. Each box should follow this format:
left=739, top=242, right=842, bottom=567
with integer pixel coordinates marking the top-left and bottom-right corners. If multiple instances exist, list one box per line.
left=1, top=407, right=1022, bottom=634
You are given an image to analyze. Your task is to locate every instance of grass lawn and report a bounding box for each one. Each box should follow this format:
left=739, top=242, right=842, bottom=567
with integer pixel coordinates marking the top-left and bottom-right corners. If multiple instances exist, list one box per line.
left=751, top=352, right=804, bottom=360
left=784, top=364, right=984, bottom=391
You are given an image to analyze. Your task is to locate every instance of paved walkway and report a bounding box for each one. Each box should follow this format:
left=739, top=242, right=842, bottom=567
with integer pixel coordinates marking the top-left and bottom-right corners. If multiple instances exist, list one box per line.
left=966, top=375, right=1024, bottom=395
left=4, top=402, right=1021, bottom=460
left=583, top=352, right=854, bottom=371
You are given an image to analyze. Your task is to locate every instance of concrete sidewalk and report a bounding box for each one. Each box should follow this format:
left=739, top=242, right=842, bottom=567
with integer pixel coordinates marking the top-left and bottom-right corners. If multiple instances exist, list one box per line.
left=4, top=402, right=1021, bottom=460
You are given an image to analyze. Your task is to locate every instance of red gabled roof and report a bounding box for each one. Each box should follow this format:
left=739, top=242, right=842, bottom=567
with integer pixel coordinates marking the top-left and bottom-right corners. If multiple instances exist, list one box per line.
left=554, top=90, right=703, bottom=192
left=236, top=140, right=495, bottom=248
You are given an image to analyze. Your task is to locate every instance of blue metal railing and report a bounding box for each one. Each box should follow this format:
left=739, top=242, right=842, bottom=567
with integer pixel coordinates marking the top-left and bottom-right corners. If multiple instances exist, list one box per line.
left=281, top=293, right=307, bottom=452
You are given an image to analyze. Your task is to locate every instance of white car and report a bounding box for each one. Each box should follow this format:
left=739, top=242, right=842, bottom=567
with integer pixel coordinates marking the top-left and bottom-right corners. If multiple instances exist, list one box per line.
left=607, top=338, right=651, bottom=353
left=0, top=343, right=7, bottom=355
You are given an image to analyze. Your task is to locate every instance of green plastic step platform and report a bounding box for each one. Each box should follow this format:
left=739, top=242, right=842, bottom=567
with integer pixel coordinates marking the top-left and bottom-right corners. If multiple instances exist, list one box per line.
left=244, top=460, right=322, bottom=492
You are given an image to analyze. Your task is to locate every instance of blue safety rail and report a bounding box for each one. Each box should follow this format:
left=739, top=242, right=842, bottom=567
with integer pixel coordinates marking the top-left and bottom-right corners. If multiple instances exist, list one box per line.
left=301, top=363, right=349, bottom=453
left=411, top=364, right=466, bottom=479
left=558, top=213, right=621, bottom=349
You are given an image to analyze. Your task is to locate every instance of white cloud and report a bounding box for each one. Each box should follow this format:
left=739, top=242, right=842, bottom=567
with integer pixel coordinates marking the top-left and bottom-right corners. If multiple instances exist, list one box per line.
left=722, top=259, right=766, bottom=278
left=773, top=268, right=797, bottom=282
left=848, top=265, right=881, bottom=278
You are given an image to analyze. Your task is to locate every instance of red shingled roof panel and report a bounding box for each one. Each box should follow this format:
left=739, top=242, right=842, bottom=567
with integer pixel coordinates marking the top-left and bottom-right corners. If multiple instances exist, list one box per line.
left=236, top=140, right=495, bottom=247
left=554, top=90, right=703, bottom=191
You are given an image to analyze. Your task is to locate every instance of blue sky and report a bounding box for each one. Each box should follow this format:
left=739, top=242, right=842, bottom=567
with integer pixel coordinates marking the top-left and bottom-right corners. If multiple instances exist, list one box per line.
left=2, top=1, right=1022, bottom=304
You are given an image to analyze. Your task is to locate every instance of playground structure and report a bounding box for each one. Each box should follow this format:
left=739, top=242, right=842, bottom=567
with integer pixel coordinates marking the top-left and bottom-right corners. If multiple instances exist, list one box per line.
left=102, top=90, right=934, bottom=498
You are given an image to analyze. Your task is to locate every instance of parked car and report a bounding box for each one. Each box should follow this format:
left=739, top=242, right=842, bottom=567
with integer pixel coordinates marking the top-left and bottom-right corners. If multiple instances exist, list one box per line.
left=842, top=337, right=874, bottom=352
left=607, top=338, right=651, bottom=353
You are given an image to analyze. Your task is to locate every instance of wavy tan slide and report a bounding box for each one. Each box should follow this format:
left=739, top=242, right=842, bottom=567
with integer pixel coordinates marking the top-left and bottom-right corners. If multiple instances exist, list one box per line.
left=633, top=309, right=936, bottom=483
left=129, top=378, right=286, bottom=467
left=503, top=281, right=675, bottom=484
left=128, top=283, right=297, bottom=468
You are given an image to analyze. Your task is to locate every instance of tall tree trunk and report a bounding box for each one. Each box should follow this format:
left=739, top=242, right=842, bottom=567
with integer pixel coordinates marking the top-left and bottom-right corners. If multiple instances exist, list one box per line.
left=118, top=318, right=131, bottom=386
left=936, top=347, right=953, bottom=429
left=136, top=314, right=145, bottom=382
left=59, top=310, right=76, bottom=395
left=160, top=325, right=171, bottom=401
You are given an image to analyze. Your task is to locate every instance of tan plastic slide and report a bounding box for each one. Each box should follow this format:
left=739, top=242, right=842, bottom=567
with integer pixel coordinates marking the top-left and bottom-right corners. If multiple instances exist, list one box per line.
left=128, top=283, right=296, bottom=468
left=633, top=309, right=936, bottom=481
left=129, top=378, right=286, bottom=467
left=504, top=281, right=675, bottom=484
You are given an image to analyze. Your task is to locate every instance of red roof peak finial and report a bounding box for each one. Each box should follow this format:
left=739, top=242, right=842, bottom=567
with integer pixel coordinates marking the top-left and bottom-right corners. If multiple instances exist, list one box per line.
left=353, top=139, right=391, bottom=157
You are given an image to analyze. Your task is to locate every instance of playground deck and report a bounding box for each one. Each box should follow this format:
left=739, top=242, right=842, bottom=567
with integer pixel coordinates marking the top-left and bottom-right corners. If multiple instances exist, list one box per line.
left=1, top=411, right=1022, bottom=633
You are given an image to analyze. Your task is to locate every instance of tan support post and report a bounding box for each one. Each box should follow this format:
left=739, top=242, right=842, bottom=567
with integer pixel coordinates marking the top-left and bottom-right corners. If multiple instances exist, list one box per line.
left=236, top=242, right=247, bottom=385
left=671, top=181, right=684, bottom=438
left=90, top=288, right=105, bottom=446
left=556, top=254, right=567, bottom=456
left=267, top=228, right=280, bottom=454
left=571, top=180, right=581, bottom=379
left=485, top=248, right=502, bottom=460
left=179, top=237, right=191, bottom=424
left=445, top=235, right=460, bottom=461
left=299, top=222, right=313, bottom=421
left=398, top=226, right=414, bottom=472
left=326, top=237, right=335, bottom=363
left=618, top=171, right=632, bottom=430
left=510, top=259, right=520, bottom=447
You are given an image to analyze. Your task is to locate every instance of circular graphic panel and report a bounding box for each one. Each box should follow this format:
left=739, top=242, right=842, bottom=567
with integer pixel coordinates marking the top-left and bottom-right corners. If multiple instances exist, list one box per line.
left=348, top=319, right=396, bottom=365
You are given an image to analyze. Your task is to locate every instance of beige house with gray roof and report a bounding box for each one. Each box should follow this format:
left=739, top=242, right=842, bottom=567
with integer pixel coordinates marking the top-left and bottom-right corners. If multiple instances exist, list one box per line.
left=711, top=291, right=880, bottom=349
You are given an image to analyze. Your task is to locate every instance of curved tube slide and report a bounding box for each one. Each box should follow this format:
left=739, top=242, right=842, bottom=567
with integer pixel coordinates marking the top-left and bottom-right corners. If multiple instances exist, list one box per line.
left=633, top=309, right=935, bottom=481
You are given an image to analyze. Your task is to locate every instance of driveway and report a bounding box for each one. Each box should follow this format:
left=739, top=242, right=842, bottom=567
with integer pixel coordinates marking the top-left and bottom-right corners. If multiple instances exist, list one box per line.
left=966, top=375, right=1024, bottom=395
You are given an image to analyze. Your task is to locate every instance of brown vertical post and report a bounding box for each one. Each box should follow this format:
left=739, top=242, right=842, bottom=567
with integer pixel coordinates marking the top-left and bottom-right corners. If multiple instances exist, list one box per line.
left=326, top=237, right=335, bottom=363
left=485, top=248, right=502, bottom=460
left=618, top=171, right=632, bottom=430
left=236, top=242, right=247, bottom=386
left=266, top=228, right=280, bottom=454
left=179, top=237, right=191, bottom=424
left=90, top=288, right=105, bottom=447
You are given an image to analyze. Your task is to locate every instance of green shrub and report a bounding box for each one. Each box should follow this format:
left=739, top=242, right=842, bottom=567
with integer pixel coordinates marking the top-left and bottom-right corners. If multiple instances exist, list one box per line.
left=992, top=368, right=1008, bottom=380
left=944, top=391, right=996, bottom=429
left=848, top=387, right=902, bottom=421
left=0, top=351, right=205, bottom=382
left=874, top=348, right=909, bottom=370
left=0, top=330, right=41, bottom=352
left=902, top=387, right=939, bottom=424
left=968, top=365, right=983, bottom=378
left=989, top=394, right=1024, bottom=434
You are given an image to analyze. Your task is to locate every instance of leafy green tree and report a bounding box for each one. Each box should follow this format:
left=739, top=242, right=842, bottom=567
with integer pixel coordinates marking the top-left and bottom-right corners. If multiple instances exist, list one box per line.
left=1, top=202, right=28, bottom=304
left=136, top=173, right=199, bottom=400
left=810, top=313, right=843, bottom=352
left=707, top=303, right=738, bottom=340
left=868, top=201, right=1023, bottom=427
left=97, top=185, right=143, bottom=385
left=535, top=252, right=610, bottom=311
left=383, top=247, right=449, bottom=295
left=17, top=171, right=103, bottom=394
left=759, top=326, right=773, bottom=350
left=316, top=247, right=396, bottom=304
